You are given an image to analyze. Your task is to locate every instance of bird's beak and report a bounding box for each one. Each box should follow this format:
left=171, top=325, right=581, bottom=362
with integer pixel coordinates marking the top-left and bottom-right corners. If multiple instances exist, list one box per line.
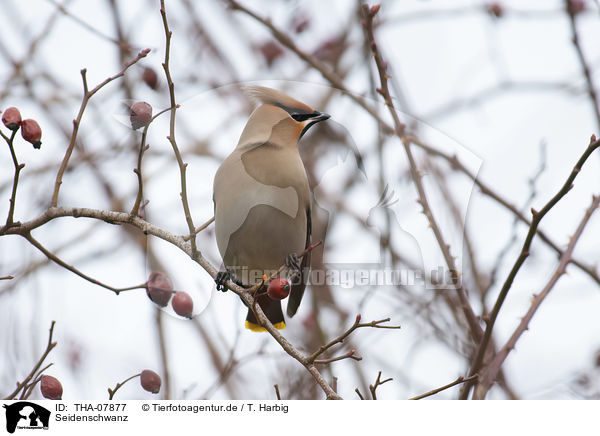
left=300, top=111, right=330, bottom=139
left=311, top=111, right=331, bottom=122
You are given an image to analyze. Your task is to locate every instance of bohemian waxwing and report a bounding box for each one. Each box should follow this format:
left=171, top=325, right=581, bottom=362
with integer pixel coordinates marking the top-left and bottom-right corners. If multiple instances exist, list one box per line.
left=213, top=86, right=329, bottom=331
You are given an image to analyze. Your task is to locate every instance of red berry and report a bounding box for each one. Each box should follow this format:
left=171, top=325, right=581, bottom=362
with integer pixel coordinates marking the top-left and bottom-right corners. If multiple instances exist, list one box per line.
left=486, top=2, right=504, bottom=18
left=292, top=15, right=310, bottom=34
left=40, top=375, right=63, bottom=400
left=140, top=370, right=161, bottom=394
left=312, top=37, right=346, bottom=64
left=146, top=272, right=173, bottom=307
left=259, top=41, right=284, bottom=66
left=267, top=278, right=291, bottom=300
left=142, top=67, right=159, bottom=90
left=130, top=101, right=153, bottom=130
left=2, top=107, right=21, bottom=130
left=567, top=0, right=586, bottom=15
left=172, top=291, right=193, bottom=318
left=21, top=119, right=42, bottom=149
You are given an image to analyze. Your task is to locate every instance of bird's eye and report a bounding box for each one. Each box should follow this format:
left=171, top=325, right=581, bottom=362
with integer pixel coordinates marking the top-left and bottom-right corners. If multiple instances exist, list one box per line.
left=290, top=113, right=312, bottom=122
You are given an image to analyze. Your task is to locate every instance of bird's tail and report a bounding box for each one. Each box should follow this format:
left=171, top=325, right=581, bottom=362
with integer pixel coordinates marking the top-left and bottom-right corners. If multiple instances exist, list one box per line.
left=245, top=294, right=286, bottom=332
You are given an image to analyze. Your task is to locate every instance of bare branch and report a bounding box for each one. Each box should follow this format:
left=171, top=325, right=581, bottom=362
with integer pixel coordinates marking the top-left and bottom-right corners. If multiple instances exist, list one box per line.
left=50, top=48, right=150, bottom=207
left=308, top=314, right=400, bottom=363
left=274, top=384, right=282, bottom=400
left=410, top=374, right=478, bottom=400
left=463, top=136, right=600, bottom=399
left=361, top=5, right=483, bottom=343
left=355, top=388, right=365, bottom=400
left=3, top=321, right=57, bottom=400
left=107, top=373, right=141, bottom=400
left=159, top=0, right=197, bottom=258
left=566, top=1, right=600, bottom=131
left=24, top=232, right=146, bottom=295
left=369, top=371, right=392, bottom=400
left=2, top=129, right=22, bottom=228
left=184, top=216, right=215, bottom=241
left=131, top=106, right=174, bottom=217
left=314, top=349, right=362, bottom=365
left=474, top=194, right=600, bottom=398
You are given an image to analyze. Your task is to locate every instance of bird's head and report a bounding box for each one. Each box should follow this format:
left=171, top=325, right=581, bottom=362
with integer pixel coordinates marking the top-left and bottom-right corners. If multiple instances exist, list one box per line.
left=237, top=86, right=330, bottom=148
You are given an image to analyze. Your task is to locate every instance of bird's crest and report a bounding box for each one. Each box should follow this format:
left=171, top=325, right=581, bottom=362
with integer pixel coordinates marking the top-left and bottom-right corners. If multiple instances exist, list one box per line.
left=242, top=85, right=313, bottom=112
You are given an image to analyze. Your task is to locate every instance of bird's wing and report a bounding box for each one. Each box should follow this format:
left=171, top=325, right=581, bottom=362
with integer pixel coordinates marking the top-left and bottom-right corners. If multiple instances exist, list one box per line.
left=287, top=206, right=311, bottom=317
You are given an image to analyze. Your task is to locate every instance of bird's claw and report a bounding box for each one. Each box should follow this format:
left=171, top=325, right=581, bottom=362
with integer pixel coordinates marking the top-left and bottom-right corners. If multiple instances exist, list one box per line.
left=215, top=271, right=230, bottom=292
left=285, top=253, right=301, bottom=282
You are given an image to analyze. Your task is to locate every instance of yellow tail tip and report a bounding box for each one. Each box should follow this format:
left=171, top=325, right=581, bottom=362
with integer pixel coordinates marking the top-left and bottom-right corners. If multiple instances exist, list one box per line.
left=245, top=320, right=286, bottom=332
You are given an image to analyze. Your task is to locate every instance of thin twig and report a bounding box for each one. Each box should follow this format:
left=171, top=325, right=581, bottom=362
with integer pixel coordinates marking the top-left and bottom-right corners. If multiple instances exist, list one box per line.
left=50, top=48, right=150, bottom=207
left=463, top=136, right=600, bottom=399
left=566, top=2, right=600, bottom=132
left=3, top=321, right=57, bottom=400
left=155, top=308, right=171, bottom=400
left=131, top=106, right=174, bottom=217
left=47, top=0, right=127, bottom=48
left=308, top=314, right=400, bottom=363
left=24, top=232, right=146, bottom=295
left=409, top=374, right=478, bottom=400
left=274, top=384, right=281, bottom=400
left=369, top=371, right=392, bottom=400
left=159, top=1, right=197, bottom=258
left=314, top=349, right=362, bottom=365
left=21, top=363, right=54, bottom=400
left=183, top=216, right=215, bottom=241
left=108, top=372, right=141, bottom=400
left=2, top=129, right=22, bottom=228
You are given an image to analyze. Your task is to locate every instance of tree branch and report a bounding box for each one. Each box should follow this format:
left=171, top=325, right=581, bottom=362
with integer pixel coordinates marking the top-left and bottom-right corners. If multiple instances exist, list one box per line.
left=474, top=194, right=600, bottom=398
left=308, top=314, right=400, bottom=363
left=361, top=4, right=483, bottom=343
left=131, top=106, right=174, bottom=217
left=369, top=371, right=392, bottom=400
left=2, top=129, right=22, bottom=228
left=50, top=48, right=150, bottom=207
left=159, top=0, right=197, bottom=258
left=566, top=2, right=600, bottom=132
left=463, top=135, right=600, bottom=399
left=3, top=321, right=57, bottom=400
left=409, top=374, right=478, bottom=400
left=314, top=349, right=361, bottom=365
left=23, top=232, right=146, bottom=295
left=107, top=372, right=141, bottom=400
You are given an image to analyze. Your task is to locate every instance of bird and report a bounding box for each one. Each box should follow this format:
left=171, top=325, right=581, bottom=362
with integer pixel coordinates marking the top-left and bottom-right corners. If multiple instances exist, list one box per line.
left=213, top=86, right=329, bottom=331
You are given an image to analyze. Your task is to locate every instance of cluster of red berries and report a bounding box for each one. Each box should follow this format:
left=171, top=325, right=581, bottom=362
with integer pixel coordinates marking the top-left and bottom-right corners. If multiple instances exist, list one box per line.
left=1, top=107, right=42, bottom=149
left=146, top=272, right=194, bottom=318
left=40, top=369, right=162, bottom=399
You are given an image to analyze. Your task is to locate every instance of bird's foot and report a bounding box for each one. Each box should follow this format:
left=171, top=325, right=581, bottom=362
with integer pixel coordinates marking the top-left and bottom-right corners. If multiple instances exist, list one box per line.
left=285, top=253, right=301, bottom=283
left=215, top=271, right=230, bottom=292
